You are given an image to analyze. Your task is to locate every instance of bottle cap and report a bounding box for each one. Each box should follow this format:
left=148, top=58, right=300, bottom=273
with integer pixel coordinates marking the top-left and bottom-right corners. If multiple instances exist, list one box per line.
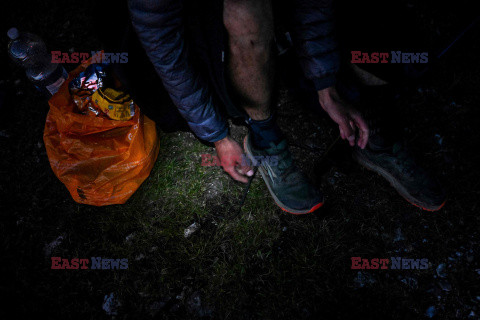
left=7, top=28, right=19, bottom=40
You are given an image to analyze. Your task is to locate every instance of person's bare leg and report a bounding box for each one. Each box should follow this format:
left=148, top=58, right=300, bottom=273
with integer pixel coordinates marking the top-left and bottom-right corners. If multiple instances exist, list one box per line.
left=222, top=0, right=324, bottom=214
left=223, top=0, right=274, bottom=121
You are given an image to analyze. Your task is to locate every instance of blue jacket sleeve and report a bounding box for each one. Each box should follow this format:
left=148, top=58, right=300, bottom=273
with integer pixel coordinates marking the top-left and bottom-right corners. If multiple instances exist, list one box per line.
left=291, top=0, right=340, bottom=91
left=128, top=0, right=228, bottom=142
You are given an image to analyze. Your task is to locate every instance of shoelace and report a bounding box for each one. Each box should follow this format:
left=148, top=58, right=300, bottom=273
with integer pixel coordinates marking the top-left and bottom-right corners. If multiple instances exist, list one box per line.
left=269, top=142, right=298, bottom=183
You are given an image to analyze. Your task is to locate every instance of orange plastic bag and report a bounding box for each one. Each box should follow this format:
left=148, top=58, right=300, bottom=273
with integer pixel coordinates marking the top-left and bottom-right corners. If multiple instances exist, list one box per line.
left=43, top=63, right=160, bottom=206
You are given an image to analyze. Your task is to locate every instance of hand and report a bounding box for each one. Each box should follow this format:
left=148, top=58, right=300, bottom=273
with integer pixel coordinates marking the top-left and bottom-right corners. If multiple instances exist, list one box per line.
left=318, top=86, right=369, bottom=149
left=214, top=135, right=254, bottom=183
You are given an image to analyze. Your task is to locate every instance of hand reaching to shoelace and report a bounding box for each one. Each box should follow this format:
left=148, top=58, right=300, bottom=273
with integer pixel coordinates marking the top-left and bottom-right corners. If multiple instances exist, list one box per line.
left=318, top=86, right=369, bottom=149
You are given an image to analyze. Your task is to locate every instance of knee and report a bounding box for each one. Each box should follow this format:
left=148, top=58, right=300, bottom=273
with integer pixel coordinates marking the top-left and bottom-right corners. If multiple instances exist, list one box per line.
left=223, top=0, right=273, bottom=41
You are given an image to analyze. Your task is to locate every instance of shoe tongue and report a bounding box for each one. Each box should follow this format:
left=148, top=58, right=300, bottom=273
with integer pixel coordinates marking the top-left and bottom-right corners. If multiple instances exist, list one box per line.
left=267, top=139, right=287, bottom=155
left=266, top=139, right=294, bottom=173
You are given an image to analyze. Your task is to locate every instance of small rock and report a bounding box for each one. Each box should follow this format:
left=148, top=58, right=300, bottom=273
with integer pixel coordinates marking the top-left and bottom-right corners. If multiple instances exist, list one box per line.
left=434, top=134, right=443, bottom=146
left=393, top=227, right=405, bottom=242
left=437, top=263, right=447, bottom=278
left=176, top=290, right=185, bottom=300
left=439, top=279, right=452, bottom=291
left=184, top=222, right=200, bottom=238
left=125, top=233, right=135, bottom=243
left=44, top=235, right=64, bottom=256
left=425, top=306, right=436, bottom=318
left=282, top=227, right=287, bottom=232
left=102, top=293, right=120, bottom=316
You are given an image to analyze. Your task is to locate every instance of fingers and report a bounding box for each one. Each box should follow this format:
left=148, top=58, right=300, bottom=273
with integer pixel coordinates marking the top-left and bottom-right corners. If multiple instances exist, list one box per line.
left=339, top=119, right=355, bottom=146
left=238, top=158, right=253, bottom=177
left=221, top=156, right=250, bottom=183
left=351, top=113, right=370, bottom=149
left=339, top=112, right=369, bottom=149
left=225, top=165, right=249, bottom=183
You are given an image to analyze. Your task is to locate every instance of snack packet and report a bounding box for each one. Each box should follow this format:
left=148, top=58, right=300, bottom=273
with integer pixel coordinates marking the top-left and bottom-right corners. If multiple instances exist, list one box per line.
left=68, top=64, right=107, bottom=114
left=92, top=88, right=135, bottom=121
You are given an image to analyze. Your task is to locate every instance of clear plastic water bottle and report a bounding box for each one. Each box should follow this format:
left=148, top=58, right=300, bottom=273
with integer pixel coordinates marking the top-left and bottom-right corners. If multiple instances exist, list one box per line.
left=7, top=27, right=68, bottom=96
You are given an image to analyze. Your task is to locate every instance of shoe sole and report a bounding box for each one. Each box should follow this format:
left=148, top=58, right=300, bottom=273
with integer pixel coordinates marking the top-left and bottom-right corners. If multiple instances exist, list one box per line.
left=243, top=135, right=324, bottom=214
left=353, top=149, right=446, bottom=212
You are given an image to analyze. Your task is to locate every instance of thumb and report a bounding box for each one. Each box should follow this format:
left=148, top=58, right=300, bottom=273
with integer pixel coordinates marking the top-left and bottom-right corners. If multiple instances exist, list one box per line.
left=227, top=166, right=249, bottom=183
left=238, top=154, right=254, bottom=177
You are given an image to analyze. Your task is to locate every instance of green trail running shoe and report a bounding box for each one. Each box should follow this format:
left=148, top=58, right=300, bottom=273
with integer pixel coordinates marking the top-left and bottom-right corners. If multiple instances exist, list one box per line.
left=243, top=134, right=324, bottom=214
left=353, top=142, right=446, bottom=211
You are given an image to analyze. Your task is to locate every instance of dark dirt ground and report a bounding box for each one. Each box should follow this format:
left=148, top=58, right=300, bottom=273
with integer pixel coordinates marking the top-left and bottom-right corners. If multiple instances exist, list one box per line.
left=1, top=0, right=480, bottom=319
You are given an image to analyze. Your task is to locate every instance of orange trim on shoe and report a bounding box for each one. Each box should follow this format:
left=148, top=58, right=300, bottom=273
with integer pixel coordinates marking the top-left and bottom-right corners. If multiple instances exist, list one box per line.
left=406, top=198, right=447, bottom=212
left=278, top=200, right=324, bottom=215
